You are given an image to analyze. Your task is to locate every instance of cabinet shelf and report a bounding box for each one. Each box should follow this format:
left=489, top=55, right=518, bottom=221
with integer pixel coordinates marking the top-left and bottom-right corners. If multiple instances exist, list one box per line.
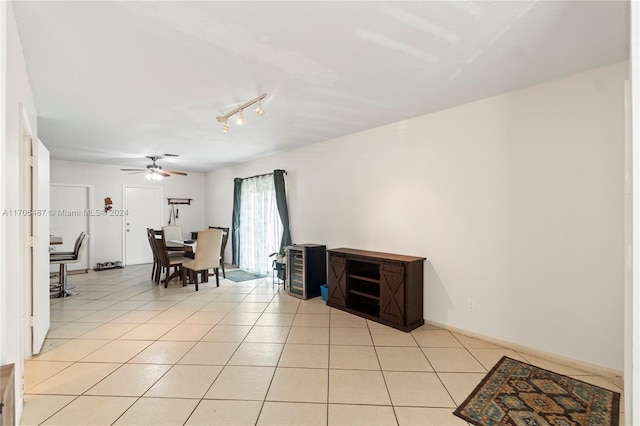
left=348, top=273, right=380, bottom=284
left=348, top=289, right=380, bottom=300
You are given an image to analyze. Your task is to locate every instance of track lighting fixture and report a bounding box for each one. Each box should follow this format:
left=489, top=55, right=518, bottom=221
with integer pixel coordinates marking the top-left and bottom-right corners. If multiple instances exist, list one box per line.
left=216, top=94, right=266, bottom=132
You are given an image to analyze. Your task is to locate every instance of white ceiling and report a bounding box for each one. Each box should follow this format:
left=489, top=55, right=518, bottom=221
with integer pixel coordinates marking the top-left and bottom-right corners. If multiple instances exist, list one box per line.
left=12, top=1, right=629, bottom=173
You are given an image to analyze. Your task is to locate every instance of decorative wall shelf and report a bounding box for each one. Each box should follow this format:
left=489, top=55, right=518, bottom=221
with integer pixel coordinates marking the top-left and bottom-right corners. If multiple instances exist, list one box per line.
left=167, top=198, right=192, bottom=205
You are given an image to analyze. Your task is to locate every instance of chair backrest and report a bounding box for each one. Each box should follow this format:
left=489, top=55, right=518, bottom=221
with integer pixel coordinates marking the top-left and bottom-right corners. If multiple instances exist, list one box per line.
left=193, top=229, right=223, bottom=271
left=208, top=226, right=229, bottom=258
left=76, top=234, right=89, bottom=260
left=162, top=225, right=183, bottom=241
left=72, top=232, right=86, bottom=255
left=147, top=228, right=159, bottom=260
left=153, top=230, right=171, bottom=267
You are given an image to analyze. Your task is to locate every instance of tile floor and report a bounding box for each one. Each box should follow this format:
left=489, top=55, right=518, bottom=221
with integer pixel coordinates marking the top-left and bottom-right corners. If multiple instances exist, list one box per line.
left=21, top=264, right=624, bottom=425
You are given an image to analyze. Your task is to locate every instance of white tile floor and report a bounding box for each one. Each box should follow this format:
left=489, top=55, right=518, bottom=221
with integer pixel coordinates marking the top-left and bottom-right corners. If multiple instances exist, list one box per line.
left=21, top=264, right=623, bottom=425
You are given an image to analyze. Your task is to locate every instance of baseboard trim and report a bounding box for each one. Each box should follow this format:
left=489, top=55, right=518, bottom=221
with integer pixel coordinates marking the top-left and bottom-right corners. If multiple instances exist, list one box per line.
left=425, top=320, right=623, bottom=388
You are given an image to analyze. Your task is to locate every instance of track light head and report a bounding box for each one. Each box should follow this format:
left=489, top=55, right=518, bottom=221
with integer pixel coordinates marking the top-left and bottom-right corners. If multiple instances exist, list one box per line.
left=236, top=110, right=244, bottom=125
left=256, top=100, right=264, bottom=116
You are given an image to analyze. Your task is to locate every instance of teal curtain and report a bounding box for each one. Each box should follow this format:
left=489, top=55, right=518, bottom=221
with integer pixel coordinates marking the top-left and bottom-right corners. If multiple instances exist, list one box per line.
left=231, top=178, right=242, bottom=265
left=273, top=170, right=291, bottom=251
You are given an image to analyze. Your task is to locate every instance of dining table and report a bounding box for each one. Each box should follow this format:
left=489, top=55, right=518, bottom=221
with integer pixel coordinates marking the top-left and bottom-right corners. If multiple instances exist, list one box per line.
left=166, top=240, right=196, bottom=253
left=50, top=236, right=63, bottom=245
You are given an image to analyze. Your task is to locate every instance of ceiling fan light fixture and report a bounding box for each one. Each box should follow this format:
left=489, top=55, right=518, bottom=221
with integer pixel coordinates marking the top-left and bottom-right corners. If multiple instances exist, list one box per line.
left=216, top=94, right=267, bottom=132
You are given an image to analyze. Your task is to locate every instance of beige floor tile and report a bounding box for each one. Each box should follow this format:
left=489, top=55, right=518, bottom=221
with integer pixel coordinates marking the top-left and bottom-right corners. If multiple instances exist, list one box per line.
left=75, top=310, right=128, bottom=323
left=330, top=327, right=373, bottom=346
left=228, top=342, right=284, bottom=366
left=267, top=367, right=329, bottom=403
left=200, top=301, right=240, bottom=312
left=118, top=323, right=174, bottom=340
left=384, top=371, right=456, bottom=407
left=179, top=341, right=240, bottom=365
left=370, top=328, right=418, bottom=347
left=146, top=310, right=193, bottom=324
left=24, top=360, right=73, bottom=391
left=74, top=299, right=120, bottom=310
left=293, top=313, right=330, bottom=327
left=38, top=338, right=70, bottom=354
left=468, top=348, right=528, bottom=370
left=86, top=364, right=171, bottom=396
left=81, top=339, right=153, bottom=363
left=205, top=365, right=275, bottom=400
left=422, top=347, right=486, bottom=372
left=243, top=293, right=277, bottom=302
left=394, top=407, right=468, bottom=425
left=33, top=339, right=108, bottom=361
left=437, top=372, right=485, bottom=405
left=137, top=300, right=179, bottom=311
left=256, top=313, right=295, bottom=326
left=330, top=345, right=380, bottom=370
left=145, top=364, right=222, bottom=398
left=186, top=399, right=262, bottom=425
left=45, top=322, right=101, bottom=339
left=78, top=322, right=138, bottom=339
left=21, top=394, right=75, bottom=426
left=27, top=362, right=120, bottom=395
left=245, top=326, right=291, bottom=343
left=182, top=310, right=227, bottom=325
left=159, top=323, right=213, bottom=341
left=287, top=327, right=329, bottom=344
left=258, top=401, right=327, bottom=425
left=41, top=395, right=136, bottom=425
left=218, top=311, right=263, bottom=326
left=376, top=346, right=433, bottom=371
left=330, top=314, right=368, bottom=328
left=279, top=344, right=329, bottom=368
left=202, top=324, right=252, bottom=342
left=215, top=292, right=249, bottom=302
left=263, top=302, right=300, bottom=314
left=412, top=329, right=463, bottom=348
left=328, top=404, right=397, bottom=426
left=129, top=341, right=195, bottom=364
left=110, top=310, right=161, bottom=323
left=113, top=397, right=199, bottom=425
left=106, top=300, right=149, bottom=310
left=328, top=370, right=391, bottom=405
left=232, top=302, right=269, bottom=313
left=49, top=309, right=94, bottom=322
left=297, top=300, right=331, bottom=314
left=452, top=332, right=502, bottom=349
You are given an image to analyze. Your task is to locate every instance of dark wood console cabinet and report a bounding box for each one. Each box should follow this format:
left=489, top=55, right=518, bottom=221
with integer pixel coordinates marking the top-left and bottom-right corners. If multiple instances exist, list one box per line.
left=327, top=248, right=426, bottom=332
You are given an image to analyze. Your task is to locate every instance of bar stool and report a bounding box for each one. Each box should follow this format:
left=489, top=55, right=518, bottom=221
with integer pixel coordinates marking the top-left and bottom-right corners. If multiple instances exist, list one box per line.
left=50, top=234, right=89, bottom=297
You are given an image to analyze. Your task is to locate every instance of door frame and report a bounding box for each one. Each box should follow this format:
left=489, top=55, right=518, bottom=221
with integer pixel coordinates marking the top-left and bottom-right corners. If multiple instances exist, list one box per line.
left=122, top=185, right=163, bottom=266
left=49, top=183, right=93, bottom=271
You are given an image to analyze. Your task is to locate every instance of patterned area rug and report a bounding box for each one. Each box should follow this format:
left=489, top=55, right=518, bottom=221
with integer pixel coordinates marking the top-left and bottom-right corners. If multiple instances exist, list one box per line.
left=453, top=356, right=620, bottom=426
left=224, top=270, right=267, bottom=282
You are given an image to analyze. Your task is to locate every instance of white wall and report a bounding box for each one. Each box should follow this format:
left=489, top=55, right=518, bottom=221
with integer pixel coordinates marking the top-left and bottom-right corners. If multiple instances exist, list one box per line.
left=206, top=61, right=627, bottom=371
left=1, top=2, right=39, bottom=421
left=50, top=159, right=207, bottom=265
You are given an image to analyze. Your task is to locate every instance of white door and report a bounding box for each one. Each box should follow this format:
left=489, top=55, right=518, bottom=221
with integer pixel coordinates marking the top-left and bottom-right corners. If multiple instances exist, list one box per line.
left=124, top=186, right=162, bottom=265
left=32, top=139, right=50, bottom=354
left=49, top=185, right=90, bottom=271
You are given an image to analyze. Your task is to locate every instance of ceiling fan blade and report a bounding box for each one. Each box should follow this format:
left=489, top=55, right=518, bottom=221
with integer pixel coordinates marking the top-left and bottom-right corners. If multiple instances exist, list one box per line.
left=121, top=168, right=145, bottom=172
left=164, top=170, right=188, bottom=176
left=158, top=171, right=171, bottom=177
left=128, top=171, right=145, bottom=175
left=162, top=153, right=179, bottom=157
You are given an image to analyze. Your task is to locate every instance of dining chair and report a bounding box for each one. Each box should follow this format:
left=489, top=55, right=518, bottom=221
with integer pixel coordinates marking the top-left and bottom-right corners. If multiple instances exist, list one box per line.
left=154, top=230, right=190, bottom=288
left=208, top=226, right=229, bottom=278
left=50, top=231, right=85, bottom=257
left=147, top=228, right=163, bottom=284
left=50, top=234, right=89, bottom=297
left=182, top=228, right=223, bottom=291
left=162, top=225, right=183, bottom=241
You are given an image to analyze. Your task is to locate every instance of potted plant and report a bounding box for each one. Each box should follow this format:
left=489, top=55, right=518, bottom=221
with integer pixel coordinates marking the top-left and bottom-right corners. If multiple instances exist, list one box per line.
left=269, top=247, right=287, bottom=266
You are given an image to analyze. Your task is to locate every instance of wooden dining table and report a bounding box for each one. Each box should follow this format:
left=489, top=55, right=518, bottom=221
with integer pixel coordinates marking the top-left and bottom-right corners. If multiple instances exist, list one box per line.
left=50, top=236, right=63, bottom=245
left=166, top=240, right=196, bottom=252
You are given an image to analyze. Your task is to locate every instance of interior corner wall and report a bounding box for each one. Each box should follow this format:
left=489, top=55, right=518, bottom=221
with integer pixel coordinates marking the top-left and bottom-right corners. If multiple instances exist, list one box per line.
left=206, top=61, right=627, bottom=370
left=2, top=2, right=39, bottom=422
left=50, top=159, right=207, bottom=264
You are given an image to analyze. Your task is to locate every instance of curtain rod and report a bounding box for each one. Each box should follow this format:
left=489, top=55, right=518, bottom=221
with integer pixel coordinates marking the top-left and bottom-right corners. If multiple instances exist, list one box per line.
left=239, top=169, right=287, bottom=180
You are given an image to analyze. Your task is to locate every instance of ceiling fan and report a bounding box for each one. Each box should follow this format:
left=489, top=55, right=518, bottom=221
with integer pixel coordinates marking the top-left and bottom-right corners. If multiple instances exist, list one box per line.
left=120, top=154, right=188, bottom=180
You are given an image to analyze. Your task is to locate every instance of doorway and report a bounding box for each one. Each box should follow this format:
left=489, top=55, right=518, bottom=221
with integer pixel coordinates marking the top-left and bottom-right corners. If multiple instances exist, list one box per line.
left=49, top=185, right=91, bottom=271
left=123, top=186, right=162, bottom=265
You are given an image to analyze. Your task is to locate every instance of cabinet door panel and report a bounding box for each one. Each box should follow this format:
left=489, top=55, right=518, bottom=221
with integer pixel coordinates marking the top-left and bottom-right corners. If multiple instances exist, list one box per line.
left=380, top=262, right=405, bottom=324
left=328, top=255, right=347, bottom=307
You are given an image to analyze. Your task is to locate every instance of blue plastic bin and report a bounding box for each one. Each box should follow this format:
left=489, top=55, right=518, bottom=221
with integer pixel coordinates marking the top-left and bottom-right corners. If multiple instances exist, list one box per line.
left=320, top=284, right=328, bottom=301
